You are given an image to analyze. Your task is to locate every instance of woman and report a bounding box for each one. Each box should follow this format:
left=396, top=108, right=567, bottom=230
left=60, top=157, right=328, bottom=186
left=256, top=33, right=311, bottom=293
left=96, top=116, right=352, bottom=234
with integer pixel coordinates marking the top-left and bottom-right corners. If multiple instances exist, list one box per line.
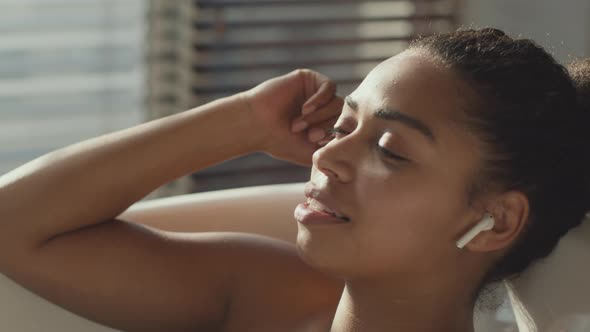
left=0, top=28, right=589, bottom=332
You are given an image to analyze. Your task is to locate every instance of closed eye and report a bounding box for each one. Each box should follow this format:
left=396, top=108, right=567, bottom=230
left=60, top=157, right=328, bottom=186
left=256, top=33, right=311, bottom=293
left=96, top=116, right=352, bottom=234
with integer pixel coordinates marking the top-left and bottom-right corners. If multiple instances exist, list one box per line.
left=376, top=145, right=408, bottom=162
left=327, top=127, right=409, bottom=162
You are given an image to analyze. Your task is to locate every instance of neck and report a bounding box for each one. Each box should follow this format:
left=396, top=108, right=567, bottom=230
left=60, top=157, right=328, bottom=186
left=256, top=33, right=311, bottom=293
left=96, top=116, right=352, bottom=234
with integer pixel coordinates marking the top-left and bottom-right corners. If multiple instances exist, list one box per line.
left=329, top=279, right=475, bottom=332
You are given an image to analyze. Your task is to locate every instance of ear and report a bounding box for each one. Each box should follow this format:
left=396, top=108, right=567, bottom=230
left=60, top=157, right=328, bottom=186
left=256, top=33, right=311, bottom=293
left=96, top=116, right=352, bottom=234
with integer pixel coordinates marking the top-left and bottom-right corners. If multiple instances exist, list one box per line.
left=465, top=190, right=529, bottom=252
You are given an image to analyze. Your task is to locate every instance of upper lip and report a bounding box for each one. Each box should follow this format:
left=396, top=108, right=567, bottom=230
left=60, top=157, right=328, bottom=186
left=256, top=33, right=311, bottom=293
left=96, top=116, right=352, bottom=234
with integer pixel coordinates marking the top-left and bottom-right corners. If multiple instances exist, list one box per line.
left=304, top=182, right=350, bottom=220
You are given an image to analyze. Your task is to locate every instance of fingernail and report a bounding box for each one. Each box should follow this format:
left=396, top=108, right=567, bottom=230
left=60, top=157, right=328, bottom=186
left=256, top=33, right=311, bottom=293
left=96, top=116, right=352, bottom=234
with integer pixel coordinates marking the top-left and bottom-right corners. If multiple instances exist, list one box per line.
left=302, top=104, right=316, bottom=115
left=308, top=128, right=326, bottom=142
left=291, top=119, right=309, bottom=132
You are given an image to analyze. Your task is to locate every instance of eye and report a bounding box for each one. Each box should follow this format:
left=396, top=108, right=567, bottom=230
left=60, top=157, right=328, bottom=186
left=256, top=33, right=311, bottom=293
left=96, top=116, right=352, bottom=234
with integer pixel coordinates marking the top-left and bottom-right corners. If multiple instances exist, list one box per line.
left=376, top=145, right=408, bottom=162
left=328, top=126, right=409, bottom=162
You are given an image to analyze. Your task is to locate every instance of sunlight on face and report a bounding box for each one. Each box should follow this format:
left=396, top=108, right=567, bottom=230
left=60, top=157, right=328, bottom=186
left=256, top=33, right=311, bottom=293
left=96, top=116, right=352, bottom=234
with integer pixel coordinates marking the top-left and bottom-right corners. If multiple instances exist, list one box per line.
left=295, top=50, right=486, bottom=282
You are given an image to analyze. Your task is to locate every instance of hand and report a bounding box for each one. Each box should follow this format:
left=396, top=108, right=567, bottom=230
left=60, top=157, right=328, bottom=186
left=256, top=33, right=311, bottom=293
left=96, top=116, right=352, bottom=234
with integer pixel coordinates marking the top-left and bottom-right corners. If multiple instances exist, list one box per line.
left=242, top=69, right=344, bottom=166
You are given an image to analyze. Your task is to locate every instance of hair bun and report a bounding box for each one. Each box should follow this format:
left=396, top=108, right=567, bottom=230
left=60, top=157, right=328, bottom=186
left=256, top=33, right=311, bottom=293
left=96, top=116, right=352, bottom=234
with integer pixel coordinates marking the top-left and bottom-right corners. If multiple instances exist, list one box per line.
left=479, top=27, right=508, bottom=38
left=568, top=58, right=590, bottom=112
left=568, top=59, right=590, bottom=211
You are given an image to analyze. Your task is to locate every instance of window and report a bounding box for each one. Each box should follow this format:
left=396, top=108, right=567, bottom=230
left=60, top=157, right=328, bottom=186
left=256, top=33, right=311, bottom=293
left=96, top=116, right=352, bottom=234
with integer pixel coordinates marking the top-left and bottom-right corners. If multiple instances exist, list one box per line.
left=0, top=0, right=145, bottom=174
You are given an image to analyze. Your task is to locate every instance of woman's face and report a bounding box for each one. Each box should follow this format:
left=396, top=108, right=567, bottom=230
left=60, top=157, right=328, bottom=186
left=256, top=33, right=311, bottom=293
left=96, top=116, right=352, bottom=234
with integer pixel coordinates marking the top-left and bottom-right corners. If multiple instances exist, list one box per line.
left=295, top=50, right=486, bottom=282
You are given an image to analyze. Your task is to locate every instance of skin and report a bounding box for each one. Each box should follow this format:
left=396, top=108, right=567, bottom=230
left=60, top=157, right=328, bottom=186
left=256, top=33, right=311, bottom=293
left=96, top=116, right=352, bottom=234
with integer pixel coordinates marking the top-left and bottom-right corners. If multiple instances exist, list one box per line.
left=0, top=50, right=529, bottom=332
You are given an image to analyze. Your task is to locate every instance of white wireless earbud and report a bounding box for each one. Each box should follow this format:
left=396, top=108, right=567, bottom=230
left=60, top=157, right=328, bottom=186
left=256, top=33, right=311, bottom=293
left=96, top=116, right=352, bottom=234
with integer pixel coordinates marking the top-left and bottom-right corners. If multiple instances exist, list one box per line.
left=456, top=213, right=495, bottom=249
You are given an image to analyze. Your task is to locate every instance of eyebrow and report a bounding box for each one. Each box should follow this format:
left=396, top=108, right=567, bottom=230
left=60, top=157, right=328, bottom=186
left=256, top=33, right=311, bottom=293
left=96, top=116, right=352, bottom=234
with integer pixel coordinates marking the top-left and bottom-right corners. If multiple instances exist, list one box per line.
left=345, top=95, right=436, bottom=143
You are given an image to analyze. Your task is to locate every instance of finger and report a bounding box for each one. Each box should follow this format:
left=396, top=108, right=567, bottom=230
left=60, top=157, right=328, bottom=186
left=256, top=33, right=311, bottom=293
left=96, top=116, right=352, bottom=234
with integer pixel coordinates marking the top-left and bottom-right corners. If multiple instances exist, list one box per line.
left=291, top=96, right=342, bottom=133
left=307, top=117, right=338, bottom=143
left=285, top=116, right=337, bottom=167
left=300, top=68, right=330, bottom=96
left=302, top=80, right=337, bottom=115
left=291, top=118, right=309, bottom=133
left=302, top=95, right=344, bottom=125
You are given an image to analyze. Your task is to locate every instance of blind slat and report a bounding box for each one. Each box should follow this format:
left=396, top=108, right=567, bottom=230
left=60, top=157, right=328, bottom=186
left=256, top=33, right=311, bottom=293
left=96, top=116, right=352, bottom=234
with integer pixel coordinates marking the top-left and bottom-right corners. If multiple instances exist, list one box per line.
left=196, top=0, right=442, bottom=8
left=193, top=14, right=453, bottom=29
left=192, top=56, right=388, bottom=72
left=193, top=36, right=417, bottom=51
left=192, top=78, right=363, bottom=95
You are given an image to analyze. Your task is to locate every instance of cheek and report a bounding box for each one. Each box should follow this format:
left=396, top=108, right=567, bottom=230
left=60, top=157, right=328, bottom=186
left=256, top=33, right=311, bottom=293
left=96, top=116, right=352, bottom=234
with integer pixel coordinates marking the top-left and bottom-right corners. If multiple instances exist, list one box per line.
left=353, top=176, right=467, bottom=273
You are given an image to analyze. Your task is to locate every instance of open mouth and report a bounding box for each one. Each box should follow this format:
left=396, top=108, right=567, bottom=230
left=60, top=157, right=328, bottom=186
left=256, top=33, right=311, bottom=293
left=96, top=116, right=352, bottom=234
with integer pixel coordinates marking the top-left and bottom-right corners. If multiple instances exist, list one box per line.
left=306, top=198, right=350, bottom=222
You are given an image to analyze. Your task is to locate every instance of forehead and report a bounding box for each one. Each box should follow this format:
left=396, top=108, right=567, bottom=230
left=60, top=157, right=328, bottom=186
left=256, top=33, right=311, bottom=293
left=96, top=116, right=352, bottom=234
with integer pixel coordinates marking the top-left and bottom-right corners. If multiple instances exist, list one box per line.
left=351, top=50, right=485, bottom=174
left=353, top=50, right=465, bottom=125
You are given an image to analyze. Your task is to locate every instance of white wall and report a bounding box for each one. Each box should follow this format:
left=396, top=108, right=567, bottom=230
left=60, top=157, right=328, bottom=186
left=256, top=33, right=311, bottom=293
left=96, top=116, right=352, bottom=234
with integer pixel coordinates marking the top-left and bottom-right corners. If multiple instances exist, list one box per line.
left=461, top=0, right=590, bottom=63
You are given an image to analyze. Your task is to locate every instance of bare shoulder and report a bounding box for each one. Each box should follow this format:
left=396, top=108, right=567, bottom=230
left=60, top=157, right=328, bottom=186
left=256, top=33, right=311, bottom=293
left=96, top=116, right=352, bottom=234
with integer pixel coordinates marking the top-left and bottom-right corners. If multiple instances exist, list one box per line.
left=216, top=232, right=344, bottom=332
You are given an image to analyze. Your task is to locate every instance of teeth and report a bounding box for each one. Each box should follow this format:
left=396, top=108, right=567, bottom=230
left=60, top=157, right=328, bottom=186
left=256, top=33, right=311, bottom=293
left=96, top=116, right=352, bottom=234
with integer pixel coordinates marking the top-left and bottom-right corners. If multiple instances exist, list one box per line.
left=307, top=198, right=347, bottom=220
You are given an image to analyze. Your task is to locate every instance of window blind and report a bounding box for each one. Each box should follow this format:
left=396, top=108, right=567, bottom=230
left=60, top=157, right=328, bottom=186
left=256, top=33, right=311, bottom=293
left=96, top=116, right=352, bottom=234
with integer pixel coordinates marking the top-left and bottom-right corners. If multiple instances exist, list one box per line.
left=0, top=0, right=145, bottom=175
left=146, top=0, right=458, bottom=196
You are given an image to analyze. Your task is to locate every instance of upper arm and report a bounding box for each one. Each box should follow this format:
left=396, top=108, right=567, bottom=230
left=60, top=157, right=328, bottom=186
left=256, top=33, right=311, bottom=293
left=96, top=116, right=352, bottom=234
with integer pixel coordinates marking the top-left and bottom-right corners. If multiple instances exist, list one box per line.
left=3, top=220, right=242, bottom=332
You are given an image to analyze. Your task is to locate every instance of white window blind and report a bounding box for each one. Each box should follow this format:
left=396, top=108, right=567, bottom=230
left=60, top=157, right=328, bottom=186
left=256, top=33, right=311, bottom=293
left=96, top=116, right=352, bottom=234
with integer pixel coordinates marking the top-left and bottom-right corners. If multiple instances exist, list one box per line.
left=0, top=0, right=145, bottom=174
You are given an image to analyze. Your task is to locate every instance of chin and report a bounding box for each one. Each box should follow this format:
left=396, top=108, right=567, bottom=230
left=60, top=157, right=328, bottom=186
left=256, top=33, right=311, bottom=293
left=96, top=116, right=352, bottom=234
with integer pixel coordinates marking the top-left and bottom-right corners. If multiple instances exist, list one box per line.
left=294, top=226, right=366, bottom=280
left=296, top=226, right=417, bottom=281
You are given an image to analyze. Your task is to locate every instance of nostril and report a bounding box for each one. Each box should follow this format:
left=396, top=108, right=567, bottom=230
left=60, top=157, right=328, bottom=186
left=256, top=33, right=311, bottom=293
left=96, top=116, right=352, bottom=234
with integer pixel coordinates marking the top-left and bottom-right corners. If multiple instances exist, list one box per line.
left=319, top=166, right=339, bottom=180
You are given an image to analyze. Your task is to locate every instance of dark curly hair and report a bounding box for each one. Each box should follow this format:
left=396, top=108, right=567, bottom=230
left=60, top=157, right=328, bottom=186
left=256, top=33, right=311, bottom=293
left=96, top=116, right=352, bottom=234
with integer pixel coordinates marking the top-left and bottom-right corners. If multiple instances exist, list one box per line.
left=410, top=28, right=590, bottom=289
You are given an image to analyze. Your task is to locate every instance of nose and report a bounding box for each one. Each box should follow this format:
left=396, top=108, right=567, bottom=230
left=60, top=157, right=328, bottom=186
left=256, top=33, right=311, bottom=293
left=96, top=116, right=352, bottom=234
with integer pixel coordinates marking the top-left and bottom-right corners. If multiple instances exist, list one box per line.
left=312, top=137, right=355, bottom=183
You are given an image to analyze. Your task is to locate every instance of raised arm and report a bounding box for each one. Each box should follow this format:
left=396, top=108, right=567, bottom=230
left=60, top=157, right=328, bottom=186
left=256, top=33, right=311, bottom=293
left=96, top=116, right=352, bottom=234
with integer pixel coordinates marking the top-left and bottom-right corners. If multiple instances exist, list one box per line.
left=0, top=69, right=343, bottom=331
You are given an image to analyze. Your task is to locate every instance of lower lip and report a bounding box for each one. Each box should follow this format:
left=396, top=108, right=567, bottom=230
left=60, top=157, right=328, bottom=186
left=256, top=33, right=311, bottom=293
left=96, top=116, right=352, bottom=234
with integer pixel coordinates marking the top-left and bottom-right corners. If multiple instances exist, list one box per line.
left=294, top=202, right=350, bottom=225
